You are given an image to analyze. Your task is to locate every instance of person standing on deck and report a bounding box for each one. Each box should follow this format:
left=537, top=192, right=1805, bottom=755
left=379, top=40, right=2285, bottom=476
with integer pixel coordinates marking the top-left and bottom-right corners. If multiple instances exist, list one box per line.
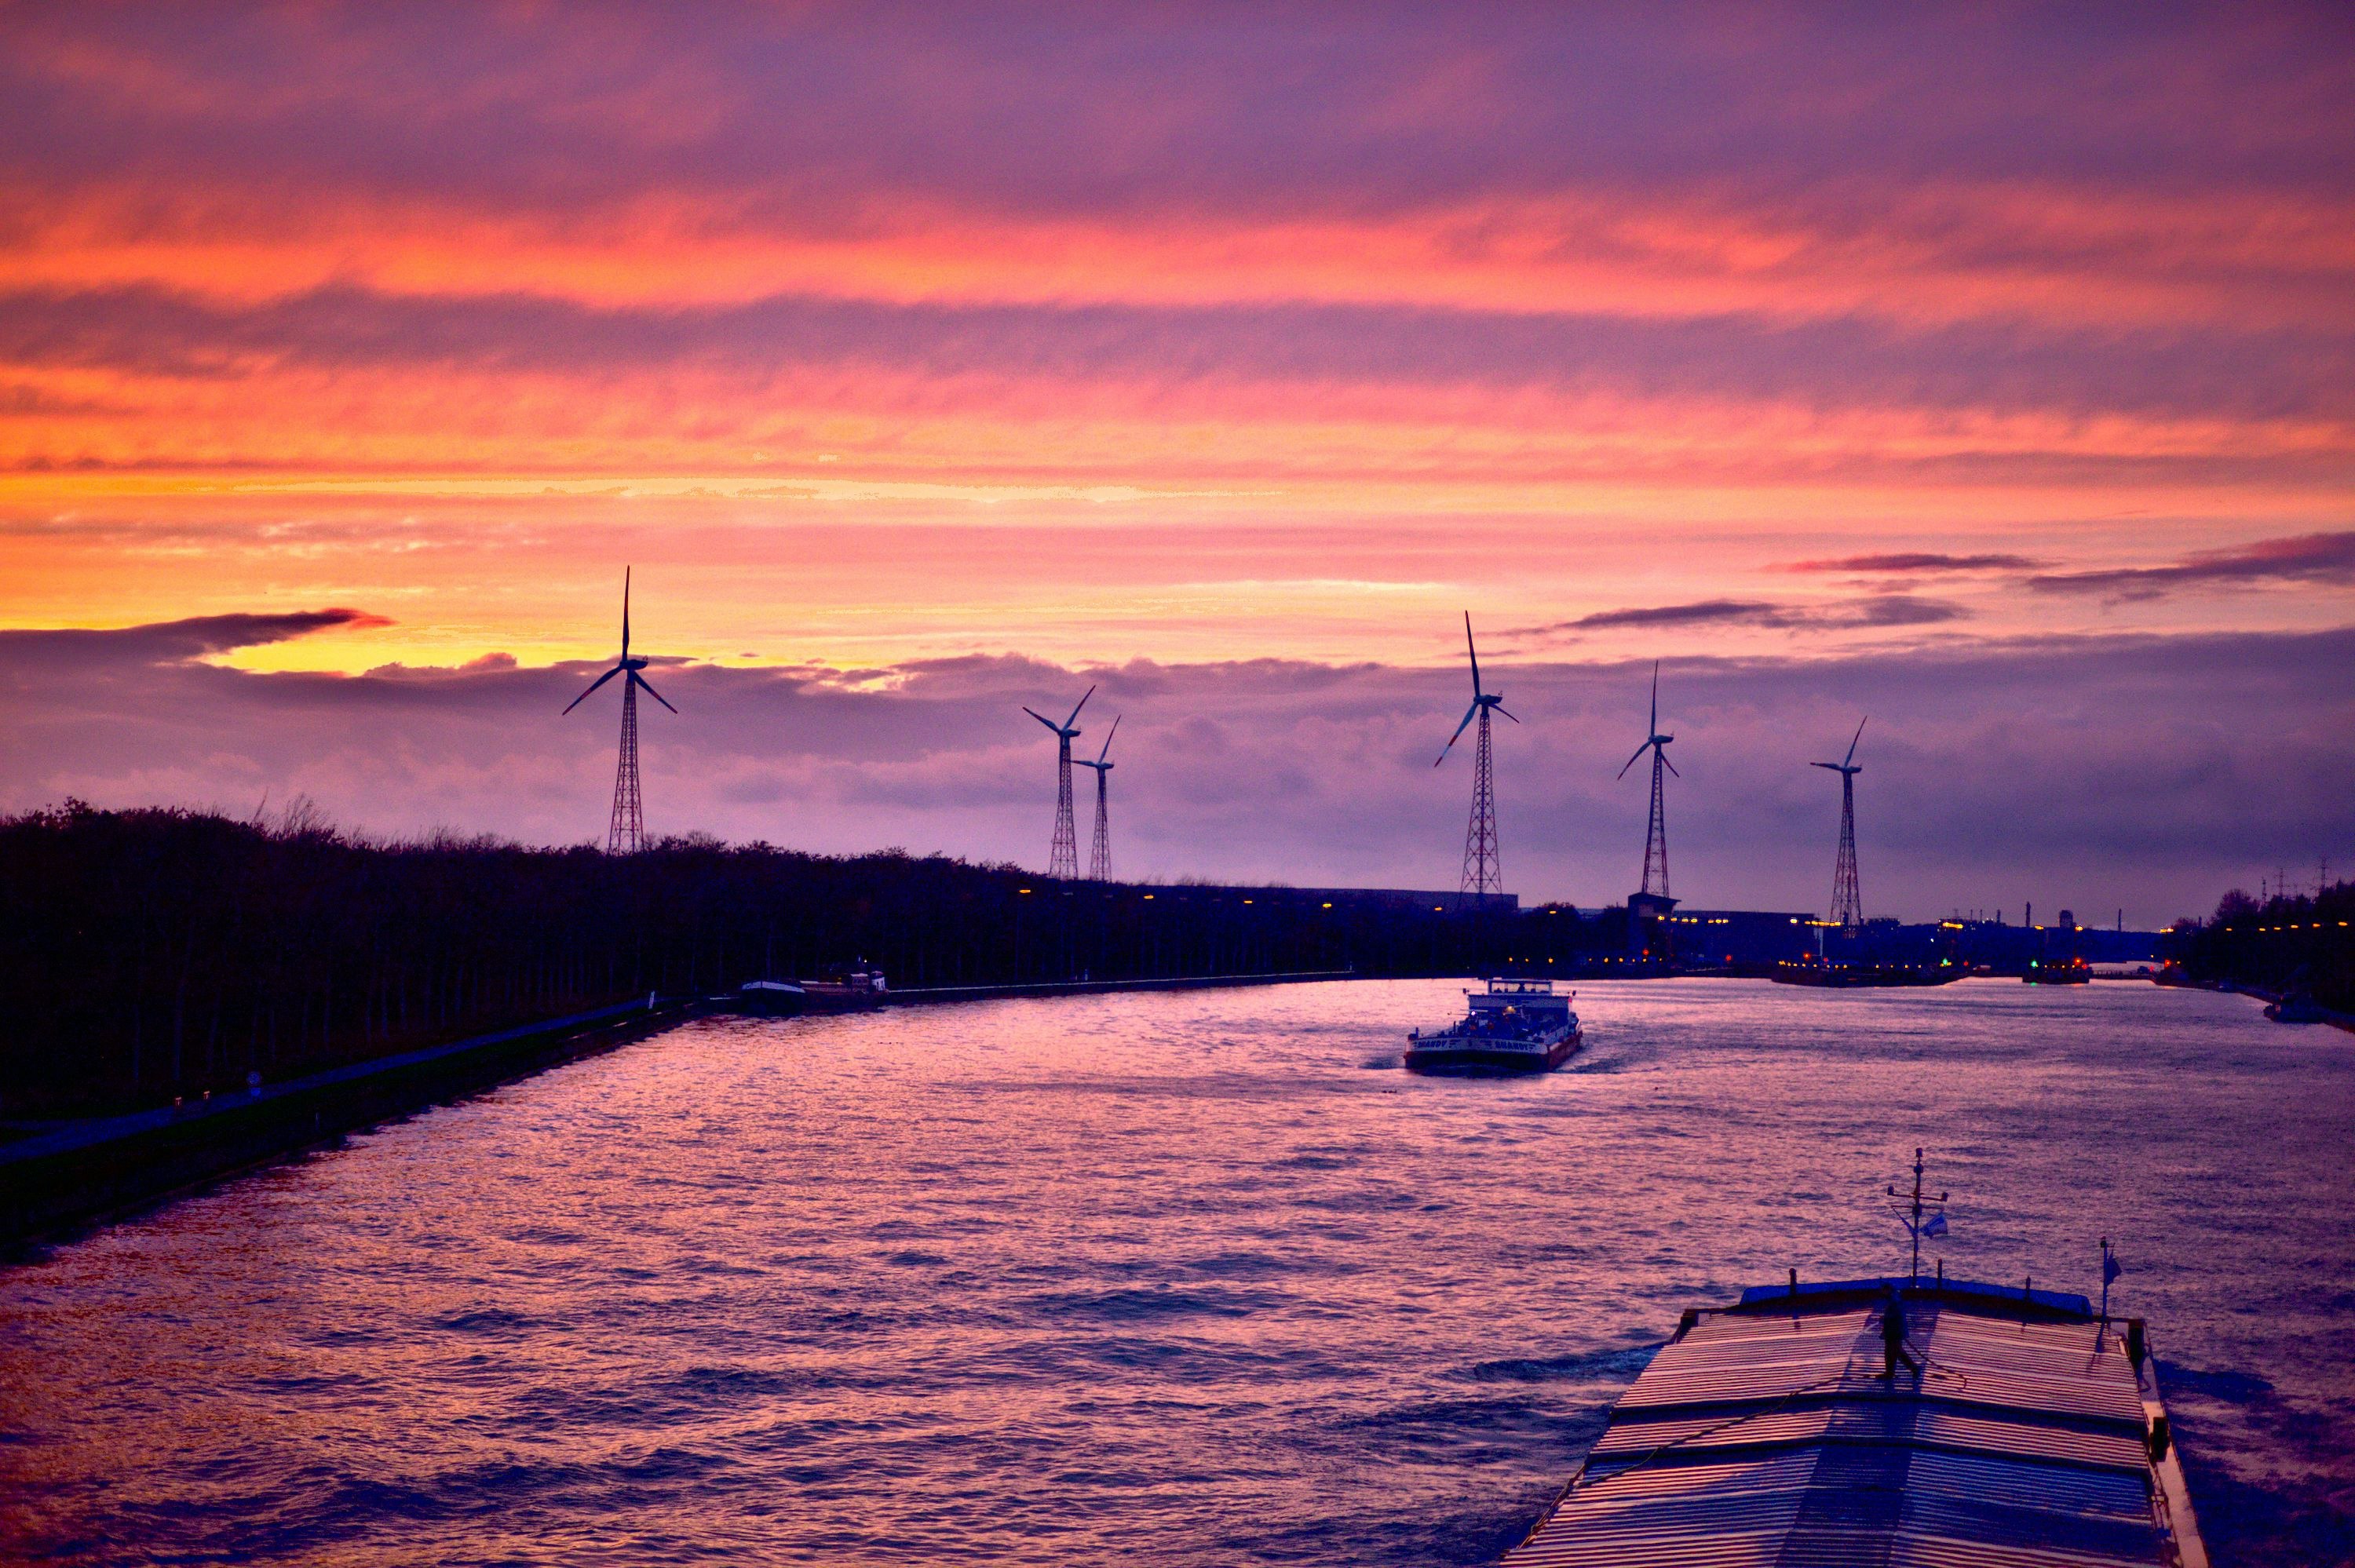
left=1882, top=1287, right=1922, bottom=1380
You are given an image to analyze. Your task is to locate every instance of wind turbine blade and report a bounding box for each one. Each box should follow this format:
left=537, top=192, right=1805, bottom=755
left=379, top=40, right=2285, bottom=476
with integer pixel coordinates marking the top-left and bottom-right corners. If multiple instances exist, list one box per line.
left=561, top=664, right=623, bottom=714
left=1661, top=750, right=1681, bottom=779
left=1024, top=706, right=1062, bottom=732
left=632, top=670, right=678, bottom=714
left=1617, top=742, right=1649, bottom=779
left=1435, top=702, right=1479, bottom=765
left=1648, top=659, right=1659, bottom=734
left=1812, top=760, right=1839, bottom=771
left=1845, top=717, right=1866, bottom=767
left=1064, top=684, right=1096, bottom=729
left=1495, top=704, right=1520, bottom=724
left=621, top=566, right=632, bottom=662
left=1464, top=611, right=1481, bottom=696
left=1097, top=713, right=1120, bottom=764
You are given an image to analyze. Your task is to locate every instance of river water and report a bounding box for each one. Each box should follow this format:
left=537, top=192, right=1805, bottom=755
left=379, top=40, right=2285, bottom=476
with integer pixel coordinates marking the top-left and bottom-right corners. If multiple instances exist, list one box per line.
left=2, top=979, right=2350, bottom=1565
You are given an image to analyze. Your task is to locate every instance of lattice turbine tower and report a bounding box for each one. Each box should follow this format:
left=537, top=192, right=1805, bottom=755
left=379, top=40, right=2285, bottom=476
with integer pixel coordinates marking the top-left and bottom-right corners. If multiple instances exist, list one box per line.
left=564, top=567, right=677, bottom=855
left=1024, top=686, right=1095, bottom=880
left=1462, top=706, right=1499, bottom=896
left=1074, top=715, right=1121, bottom=882
left=1814, top=719, right=1867, bottom=931
left=608, top=676, right=643, bottom=854
left=1619, top=662, right=1678, bottom=899
left=1437, top=614, right=1513, bottom=900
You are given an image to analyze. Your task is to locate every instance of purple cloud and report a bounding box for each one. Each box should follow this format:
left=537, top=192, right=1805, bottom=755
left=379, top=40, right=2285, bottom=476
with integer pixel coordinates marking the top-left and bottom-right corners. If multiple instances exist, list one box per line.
left=2027, top=531, right=2355, bottom=599
left=1543, top=596, right=1968, bottom=633
left=5, top=285, right=2352, bottom=432
left=4, top=611, right=2347, bottom=928
left=5, top=9, right=2350, bottom=217
left=1781, top=552, right=2047, bottom=574
left=1, top=609, right=390, bottom=669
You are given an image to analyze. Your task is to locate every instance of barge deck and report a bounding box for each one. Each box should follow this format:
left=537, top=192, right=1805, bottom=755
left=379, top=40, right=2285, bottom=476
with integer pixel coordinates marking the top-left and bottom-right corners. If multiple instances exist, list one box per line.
left=1506, top=1274, right=2206, bottom=1567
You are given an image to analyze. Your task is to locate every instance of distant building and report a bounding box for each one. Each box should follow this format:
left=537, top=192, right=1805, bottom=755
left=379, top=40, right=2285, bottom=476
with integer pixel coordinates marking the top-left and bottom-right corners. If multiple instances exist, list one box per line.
left=1653, top=906, right=1818, bottom=967
left=1627, top=890, right=1679, bottom=956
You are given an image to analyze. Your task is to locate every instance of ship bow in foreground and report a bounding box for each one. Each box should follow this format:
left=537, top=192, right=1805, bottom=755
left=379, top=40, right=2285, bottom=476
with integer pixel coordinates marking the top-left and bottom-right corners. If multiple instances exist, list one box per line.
left=1506, top=1275, right=2207, bottom=1567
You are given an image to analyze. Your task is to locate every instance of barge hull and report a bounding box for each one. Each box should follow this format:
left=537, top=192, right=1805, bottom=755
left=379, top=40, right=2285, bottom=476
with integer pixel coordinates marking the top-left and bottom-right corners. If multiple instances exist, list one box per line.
left=1402, top=1036, right=1579, bottom=1074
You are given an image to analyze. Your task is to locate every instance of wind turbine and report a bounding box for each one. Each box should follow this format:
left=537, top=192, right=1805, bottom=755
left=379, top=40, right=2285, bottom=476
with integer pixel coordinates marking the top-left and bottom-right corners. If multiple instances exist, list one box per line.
left=1618, top=661, right=1678, bottom=898
left=1436, top=613, right=1516, bottom=899
left=1072, top=714, right=1121, bottom=882
left=564, top=567, right=677, bottom=855
left=1024, top=685, right=1094, bottom=880
left=1813, top=718, right=1867, bottom=931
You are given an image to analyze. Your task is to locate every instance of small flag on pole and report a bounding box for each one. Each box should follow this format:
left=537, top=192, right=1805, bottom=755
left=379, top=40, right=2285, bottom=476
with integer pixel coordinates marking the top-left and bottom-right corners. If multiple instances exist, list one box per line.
left=2103, top=1246, right=2122, bottom=1285
left=1921, top=1212, right=1948, bottom=1239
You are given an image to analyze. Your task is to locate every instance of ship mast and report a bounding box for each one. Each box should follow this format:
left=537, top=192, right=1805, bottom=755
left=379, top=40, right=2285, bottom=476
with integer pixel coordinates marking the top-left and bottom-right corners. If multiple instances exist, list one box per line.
left=1886, top=1147, right=1948, bottom=1283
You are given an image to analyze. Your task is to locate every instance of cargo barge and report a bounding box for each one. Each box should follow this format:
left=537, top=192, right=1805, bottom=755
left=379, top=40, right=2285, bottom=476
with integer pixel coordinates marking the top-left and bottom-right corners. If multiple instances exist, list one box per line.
left=1505, top=1271, right=2207, bottom=1566
left=728, top=965, right=889, bottom=1016
left=1404, top=977, right=1581, bottom=1074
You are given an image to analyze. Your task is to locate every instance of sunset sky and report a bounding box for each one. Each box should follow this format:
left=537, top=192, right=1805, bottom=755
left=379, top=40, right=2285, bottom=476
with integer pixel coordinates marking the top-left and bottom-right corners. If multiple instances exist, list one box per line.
left=3, top=5, right=2350, bottom=921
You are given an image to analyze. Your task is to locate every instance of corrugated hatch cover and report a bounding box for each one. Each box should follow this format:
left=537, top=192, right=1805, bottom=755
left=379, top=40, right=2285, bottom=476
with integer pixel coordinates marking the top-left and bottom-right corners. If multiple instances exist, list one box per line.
left=1506, top=1292, right=2184, bottom=1567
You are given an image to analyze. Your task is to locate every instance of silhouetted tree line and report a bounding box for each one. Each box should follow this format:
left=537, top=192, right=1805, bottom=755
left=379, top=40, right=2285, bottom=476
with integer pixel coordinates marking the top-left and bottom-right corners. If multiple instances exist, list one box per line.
left=0, top=802, right=1616, bottom=1116
left=2166, top=881, right=2354, bottom=1010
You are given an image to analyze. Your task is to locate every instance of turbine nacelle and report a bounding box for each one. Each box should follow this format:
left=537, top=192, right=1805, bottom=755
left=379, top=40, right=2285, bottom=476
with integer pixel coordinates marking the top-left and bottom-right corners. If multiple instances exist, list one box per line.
left=1024, top=684, right=1096, bottom=740
left=563, top=567, right=677, bottom=716
left=1436, top=614, right=1517, bottom=765
left=1616, top=661, right=1678, bottom=779
left=1812, top=718, right=1868, bottom=777
left=1075, top=713, right=1121, bottom=775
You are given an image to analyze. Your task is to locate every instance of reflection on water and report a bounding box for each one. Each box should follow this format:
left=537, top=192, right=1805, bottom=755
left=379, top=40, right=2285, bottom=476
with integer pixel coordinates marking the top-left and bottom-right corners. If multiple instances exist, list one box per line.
left=2, top=979, right=2349, bottom=1564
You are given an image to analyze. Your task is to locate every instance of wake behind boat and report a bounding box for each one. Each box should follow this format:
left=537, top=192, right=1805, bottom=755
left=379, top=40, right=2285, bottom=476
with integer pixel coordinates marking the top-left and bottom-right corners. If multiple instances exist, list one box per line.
left=1404, top=977, right=1581, bottom=1074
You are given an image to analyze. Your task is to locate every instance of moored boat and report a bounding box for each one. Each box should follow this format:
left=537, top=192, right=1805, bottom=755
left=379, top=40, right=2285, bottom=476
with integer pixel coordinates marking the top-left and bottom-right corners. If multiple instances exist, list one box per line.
left=2265, top=991, right=2328, bottom=1023
left=797, top=965, right=889, bottom=1012
left=732, top=979, right=806, bottom=1016
left=1404, top=977, right=1581, bottom=1074
left=722, top=965, right=889, bottom=1016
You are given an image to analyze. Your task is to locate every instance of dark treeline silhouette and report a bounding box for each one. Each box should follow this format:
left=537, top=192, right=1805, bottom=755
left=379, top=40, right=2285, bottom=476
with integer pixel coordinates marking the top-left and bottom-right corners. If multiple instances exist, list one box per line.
left=1, top=801, right=1612, bottom=1117
left=2168, top=881, right=2354, bottom=1009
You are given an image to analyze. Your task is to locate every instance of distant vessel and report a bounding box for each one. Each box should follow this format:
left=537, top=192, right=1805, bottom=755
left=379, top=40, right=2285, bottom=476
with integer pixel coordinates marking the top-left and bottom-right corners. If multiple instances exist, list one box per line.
left=733, top=979, right=806, bottom=1016
left=1404, top=977, right=1581, bottom=1074
left=2025, top=956, right=2094, bottom=985
left=728, top=965, right=889, bottom=1016
left=1772, top=959, right=1966, bottom=988
left=797, top=965, right=889, bottom=1012
left=1504, top=1271, right=2209, bottom=1567
left=2266, top=992, right=2328, bottom=1024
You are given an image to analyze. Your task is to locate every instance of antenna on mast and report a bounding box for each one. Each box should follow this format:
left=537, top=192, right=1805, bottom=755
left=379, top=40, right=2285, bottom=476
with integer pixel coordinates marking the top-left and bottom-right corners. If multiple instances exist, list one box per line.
left=1886, top=1147, right=1948, bottom=1284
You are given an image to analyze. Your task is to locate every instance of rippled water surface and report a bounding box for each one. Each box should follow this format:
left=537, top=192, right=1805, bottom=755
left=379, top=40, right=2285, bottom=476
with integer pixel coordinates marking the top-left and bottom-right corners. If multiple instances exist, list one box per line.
left=4, top=979, right=2352, bottom=1565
